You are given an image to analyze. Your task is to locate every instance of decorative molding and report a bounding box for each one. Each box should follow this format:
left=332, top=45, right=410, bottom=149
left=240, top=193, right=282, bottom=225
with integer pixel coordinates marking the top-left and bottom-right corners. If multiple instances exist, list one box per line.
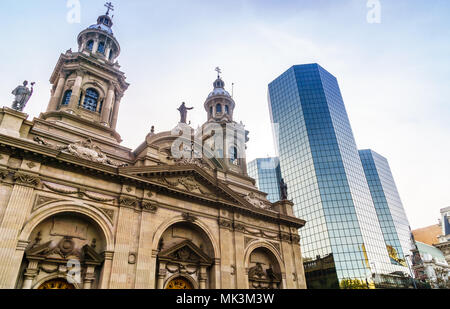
left=83, top=191, right=115, bottom=203
left=26, top=162, right=37, bottom=169
left=261, top=230, right=279, bottom=240
left=128, top=253, right=137, bottom=265
left=174, top=158, right=213, bottom=171
left=43, top=182, right=78, bottom=195
left=33, top=195, right=60, bottom=211
left=100, top=208, right=115, bottom=221
left=157, top=176, right=215, bottom=198
left=242, top=192, right=273, bottom=210
left=233, top=222, right=245, bottom=232
left=291, top=234, right=301, bottom=244
left=119, top=196, right=139, bottom=208
left=244, top=237, right=256, bottom=248
left=13, top=172, right=40, bottom=187
left=141, top=200, right=158, bottom=213
left=0, top=168, right=9, bottom=180
left=269, top=241, right=281, bottom=254
left=279, top=232, right=291, bottom=243
left=57, top=138, right=121, bottom=167
left=218, top=218, right=233, bottom=230
left=182, top=212, right=197, bottom=223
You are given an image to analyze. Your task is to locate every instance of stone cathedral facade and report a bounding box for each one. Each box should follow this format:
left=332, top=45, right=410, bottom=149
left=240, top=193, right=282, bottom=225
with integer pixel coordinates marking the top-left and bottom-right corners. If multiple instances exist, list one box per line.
left=0, top=9, right=307, bottom=289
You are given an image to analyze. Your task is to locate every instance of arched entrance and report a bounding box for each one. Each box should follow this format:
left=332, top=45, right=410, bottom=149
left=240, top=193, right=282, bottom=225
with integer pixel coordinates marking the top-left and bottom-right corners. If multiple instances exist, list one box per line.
left=247, top=247, right=283, bottom=289
left=166, top=277, right=194, bottom=290
left=19, top=212, right=107, bottom=289
left=155, top=221, right=214, bottom=289
left=38, top=279, right=75, bottom=290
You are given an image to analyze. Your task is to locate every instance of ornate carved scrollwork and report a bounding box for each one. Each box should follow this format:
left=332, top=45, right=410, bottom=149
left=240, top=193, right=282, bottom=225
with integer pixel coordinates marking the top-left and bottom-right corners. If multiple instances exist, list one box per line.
left=57, top=138, right=122, bottom=166
left=182, top=212, right=197, bottom=223
left=291, top=234, right=301, bottom=244
left=13, top=172, right=40, bottom=187
left=279, top=232, right=291, bottom=243
left=141, top=200, right=158, bottom=213
left=218, top=218, right=233, bottom=230
left=119, top=196, right=139, bottom=208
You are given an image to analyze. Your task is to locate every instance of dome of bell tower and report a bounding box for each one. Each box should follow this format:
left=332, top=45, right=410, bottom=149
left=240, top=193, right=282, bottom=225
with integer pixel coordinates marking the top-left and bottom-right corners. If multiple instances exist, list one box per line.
left=77, top=2, right=120, bottom=63
left=204, top=68, right=235, bottom=122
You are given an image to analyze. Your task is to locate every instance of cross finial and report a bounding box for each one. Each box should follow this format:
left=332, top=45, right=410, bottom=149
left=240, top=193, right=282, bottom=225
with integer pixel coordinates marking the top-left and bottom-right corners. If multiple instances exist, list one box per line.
left=215, top=67, right=222, bottom=78
left=105, top=2, right=114, bottom=16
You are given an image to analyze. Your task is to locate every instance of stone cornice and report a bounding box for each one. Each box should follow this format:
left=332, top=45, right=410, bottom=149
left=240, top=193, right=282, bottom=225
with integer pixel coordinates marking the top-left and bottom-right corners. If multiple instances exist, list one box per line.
left=37, top=112, right=124, bottom=144
left=0, top=134, right=306, bottom=229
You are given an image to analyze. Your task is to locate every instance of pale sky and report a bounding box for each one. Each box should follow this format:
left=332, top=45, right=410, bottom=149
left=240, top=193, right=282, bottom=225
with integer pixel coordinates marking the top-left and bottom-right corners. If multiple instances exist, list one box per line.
left=0, top=0, right=449, bottom=230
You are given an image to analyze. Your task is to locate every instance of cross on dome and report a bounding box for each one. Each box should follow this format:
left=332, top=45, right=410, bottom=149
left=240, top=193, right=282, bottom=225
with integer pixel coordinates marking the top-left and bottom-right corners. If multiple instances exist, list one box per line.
left=215, top=67, right=222, bottom=78
left=105, top=2, right=114, bottom=16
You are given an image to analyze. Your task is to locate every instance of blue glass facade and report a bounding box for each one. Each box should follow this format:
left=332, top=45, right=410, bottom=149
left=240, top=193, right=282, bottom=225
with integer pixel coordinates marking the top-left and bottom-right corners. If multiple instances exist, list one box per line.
left=268, top=64, right=411, bottom=288
left=247, top=158, right=282, bottom=203
left=359, top=150, right=413, bottom=267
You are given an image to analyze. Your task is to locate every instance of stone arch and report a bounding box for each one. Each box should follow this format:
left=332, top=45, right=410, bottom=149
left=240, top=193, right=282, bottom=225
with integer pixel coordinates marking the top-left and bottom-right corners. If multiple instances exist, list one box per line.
left=164, top=273, right=199, bottom=290
left=244, top=241, right=286, bottom=289
left=32, top=274, right=82, bottom=290
left=151, top=215, right=219, bottom=259
left=19, top=201, right=114, bottom=252
left=153, top=216, right=218, bottom=289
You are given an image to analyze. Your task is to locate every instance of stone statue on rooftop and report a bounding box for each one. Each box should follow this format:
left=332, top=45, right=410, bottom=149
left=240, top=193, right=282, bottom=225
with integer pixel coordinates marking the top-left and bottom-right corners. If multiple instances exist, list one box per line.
left=178, top=102, right=194, bottom=124
left=11, top=81, right=35, bottom=112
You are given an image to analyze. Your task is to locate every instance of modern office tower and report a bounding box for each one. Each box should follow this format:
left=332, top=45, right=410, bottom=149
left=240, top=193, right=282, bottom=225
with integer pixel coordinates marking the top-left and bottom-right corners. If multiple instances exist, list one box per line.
left=268, top=64, right=411, bottom=288
left=359, top=150, right=413, bottom=267
left=248, top=158, right=283, bottom=203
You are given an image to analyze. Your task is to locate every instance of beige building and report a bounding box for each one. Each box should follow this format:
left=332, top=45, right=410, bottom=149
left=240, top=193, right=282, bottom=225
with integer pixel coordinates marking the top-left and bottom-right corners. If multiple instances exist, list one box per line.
left=0, top=9, right=307, bottom=289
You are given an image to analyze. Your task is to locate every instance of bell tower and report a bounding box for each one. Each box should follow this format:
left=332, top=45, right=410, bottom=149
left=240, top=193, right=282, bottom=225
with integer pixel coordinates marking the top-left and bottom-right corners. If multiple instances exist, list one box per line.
left=201, top=68, right=249, bottom=175
left=42, top=2, right=129, bottom=143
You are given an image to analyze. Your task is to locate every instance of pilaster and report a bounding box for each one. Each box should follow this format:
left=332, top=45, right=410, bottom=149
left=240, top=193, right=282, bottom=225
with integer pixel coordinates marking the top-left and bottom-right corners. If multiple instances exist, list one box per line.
left=0, top=172, right=39, bottom=288
left=109, top=203, right=135, bottom=289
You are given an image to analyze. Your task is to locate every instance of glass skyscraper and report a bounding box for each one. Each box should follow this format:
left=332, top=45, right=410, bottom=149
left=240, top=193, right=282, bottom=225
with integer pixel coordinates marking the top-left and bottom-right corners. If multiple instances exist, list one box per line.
left=268, top=64, right=411, bottom=288
left=247, top=157, right=283, bottom=203
left=359, top=150, right=413, bottom=267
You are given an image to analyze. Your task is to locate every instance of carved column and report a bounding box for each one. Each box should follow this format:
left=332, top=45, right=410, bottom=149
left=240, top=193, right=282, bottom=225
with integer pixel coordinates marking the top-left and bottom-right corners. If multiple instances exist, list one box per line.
left=156, top=262, right=167, bottom=289
left=101, top=83, right=115, bottom=126
left=47, top=74, right=67, bottom=112
left=99, top=251, right=114, bottom=289
left=22, top=260, right=39, bottom=289
left=68, top=70, right=84, bottom=110
left=92, top=35, right=99, bottom=54
left=83, top=265, right=96, bottom=289
left=111, top=94, right=123, bottom=130
left=199, top=266, right=208, bottom=289
left=0, top=173, right=39, bottom=289
left=109, top=202, right=136, bottom=289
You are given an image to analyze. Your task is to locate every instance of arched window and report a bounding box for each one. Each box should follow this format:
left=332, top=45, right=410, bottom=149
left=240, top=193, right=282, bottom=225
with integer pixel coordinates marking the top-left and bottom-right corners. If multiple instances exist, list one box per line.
left=98, top=42, right=105, bottom=54
left=87, top=40, right=94, bottom=51
left=109, top=51, right=114, bottom=61
left=61, top=90, right=72, bottom=106
left=216, top=104, right=222, bottom=114
left=83, top=88, right=99, bottom=112
left=229, top=146, right=239, bottom=165
left=209, top=106, right=213, bottom=116
left=225, top=105, right=229, bottom=114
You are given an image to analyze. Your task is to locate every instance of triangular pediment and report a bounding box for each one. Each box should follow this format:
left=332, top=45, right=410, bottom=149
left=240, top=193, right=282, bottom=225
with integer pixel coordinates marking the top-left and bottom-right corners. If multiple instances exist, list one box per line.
left=119, top=165, right=255, bottom=209
left=26, top=241, right=53, bottom=257
left=82, top=245, right=104, bottom=265
left=158, top=240, right=212, bottom=265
